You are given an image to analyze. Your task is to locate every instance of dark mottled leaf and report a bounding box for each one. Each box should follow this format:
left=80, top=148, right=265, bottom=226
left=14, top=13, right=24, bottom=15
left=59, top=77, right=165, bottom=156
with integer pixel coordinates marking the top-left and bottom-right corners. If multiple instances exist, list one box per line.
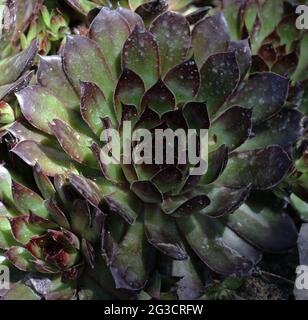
left=227, top=72, right=289, bottom=124
left=144, top=204, right=187, bottom=260
left=164, top=57, right=200, bottom=104
left=122, top=26, right=160, bottom=90
left=37, top=56, right=79, bottom=110
left=219, top=146, right=292, bottom=189
left=197, top=52, right=240, bottom=116
left=150, top=11, right=191, bottom=76
left=192, top=13, right=230, bottom=68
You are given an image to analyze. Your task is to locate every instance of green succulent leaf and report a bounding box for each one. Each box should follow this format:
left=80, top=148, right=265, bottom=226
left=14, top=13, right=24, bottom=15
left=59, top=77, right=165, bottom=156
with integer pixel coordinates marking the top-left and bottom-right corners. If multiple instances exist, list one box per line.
left=227, top=72, right=289, bottom=124
left=150, top=11, right=191, bottom=76
left=219, top=146, right=292, bottom=190
left=192, top=13, right=230, bottom=68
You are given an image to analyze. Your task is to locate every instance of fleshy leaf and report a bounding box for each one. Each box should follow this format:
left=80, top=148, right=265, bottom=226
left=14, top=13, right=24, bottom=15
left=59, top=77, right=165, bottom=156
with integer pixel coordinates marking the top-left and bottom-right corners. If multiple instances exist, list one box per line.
left=116, top=7, right=145, bottom=31
left=49, top=119, right=98, bottom=169
left=164, top=57, right=200, bottom=104
left=0, top=70, right=34, bottom=101
left=12, top=181, right=51, bottom=220
left=228, top=39, right=252, bottom=79
left=110, top=219, right=153, bottom=291
left=80, top=81, right=117, bottom=136
left=237, top=109, right=305, bottom=152
left=122, top=26, right=160, bottom=90
left=219, top=146, right=292, bottom=190
left=89, top=8, right=130, bottom=79
left=0, top=216, right=18, bottom=249
left=227, top=72, right=289, bottom=124
left=199, top=185, right=251, bottom=218
left=182, top=102, right=210, bottom=131
left=144, top=205, right=187, bottom=260
left=223, top=202, right=298, bottom=253
left=162, top=193, right=210, bottom=218
left=199, top=145, right=228, bottom=185
left=12, top=141, right=74, bottom=177
left=150, top=11, right=191, bottom=76
left=197, top=52, right=240, bottom=116
left=131, top=181, right=163, bottom=204
left=0, top=40, right=37, bottom=86
left=135, top=1, right=168, bottom=27
left=141, top=79, right=175, bottom=118
left=192, top=13, right=230, bottom=68
left=16, top=86, right=82, bottom=135
left=114, top=69, right=145, bottom=119
left=37, top=56, right=79, bottom=110
left=63, top=35, right=115, bottom=102
left=177, top=214, right=261, bottom=276
left=210, top=106, right=252, bottom=151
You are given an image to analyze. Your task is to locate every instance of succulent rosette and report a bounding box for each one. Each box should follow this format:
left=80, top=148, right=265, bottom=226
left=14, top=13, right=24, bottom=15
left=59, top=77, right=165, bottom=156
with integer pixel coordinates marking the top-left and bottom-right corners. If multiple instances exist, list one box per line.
left=0, top=5, right=305, bottom=300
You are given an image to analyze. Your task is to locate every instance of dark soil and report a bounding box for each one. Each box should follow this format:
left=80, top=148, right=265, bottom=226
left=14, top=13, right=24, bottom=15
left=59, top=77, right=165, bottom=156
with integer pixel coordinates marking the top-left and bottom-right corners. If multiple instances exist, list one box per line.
left=238, top=248, right=299, bottom=300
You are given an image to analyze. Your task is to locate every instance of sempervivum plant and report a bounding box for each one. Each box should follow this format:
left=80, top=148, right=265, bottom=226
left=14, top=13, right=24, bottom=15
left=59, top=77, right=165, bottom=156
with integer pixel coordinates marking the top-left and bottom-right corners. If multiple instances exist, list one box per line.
left=0, top=6, right=305, bottom=300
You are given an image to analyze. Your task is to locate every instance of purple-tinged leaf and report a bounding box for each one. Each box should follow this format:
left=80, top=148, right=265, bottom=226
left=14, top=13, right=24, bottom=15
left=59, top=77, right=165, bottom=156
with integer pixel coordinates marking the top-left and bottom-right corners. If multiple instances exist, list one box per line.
left=49, top=119, right=97, bottom=169
left=63, top=36, right=115, bottom=102
left=37, top=56, right=79, bottom=110
left=80, top=81, right=116, bottom=136
left=89, top=8, right=131, bottom=79
left=197, top=52, right=240, bottom=116
left=164, top=57, right=200, bottom=104
left=0, top=70, right=34, bottom=101
left=12, top=181, right=52, bottom=220
left=114, top=69, right=145, bottom=119
left=224, top=202, right=298, bottom=253
left=219, top=146, right=292, bottom=190
left=177, top=214, right=261, bottom=276
left=68, top=174, right=103, bottom=209
left=144, top=205, right=187, bottom=260
left=8, top=121, right=53, bottom=144
left=110, top=220, right=154, bottom=291
left=44, top=199, right=70, bottom=229
left=141, top=79, right=175, bottom=118
left=122, top=26, right=160, bottom=90
left=135, top=1, right=168, bottom=27
left=11, top=141, right=74, bottom=177
left=33, top=166, right=56, bottom=200
left=183, top=101, right=210, bottom=131
left=152, top=166, right=183, bottom=194
left=63, top=0, right=96, bottom=15
left=116, top=7, right=145, bottom=31
left=237, top=109, right=306, bottom=152
left=228, top=39, right=252, bottom=79
left=200, top=145, right=228, bottom=185
left=162, top=193, right=210, bottom=218
left=91, top=143, right=125, bottom=183
left=6, top=247, right=36, bottom=272
left=192, top=13, right=230, bottom=68
left=16, top=86, right=79, bottom=135
left=150, top=11, right=191, bottom=76
left=272, top=52, right=299, bottom=78
left=131, top=180, right=163, bottom=204
left=210, top=106, right=252, bottom=151
left=200, top=185, right=251, bottom=218
left=9, top=216, right=40, bottom=244
left=227, top=72, right=289, bottom=124
left=0, top=40, right=37, bottom=86
left=186, top=7, right=211, bottom=25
